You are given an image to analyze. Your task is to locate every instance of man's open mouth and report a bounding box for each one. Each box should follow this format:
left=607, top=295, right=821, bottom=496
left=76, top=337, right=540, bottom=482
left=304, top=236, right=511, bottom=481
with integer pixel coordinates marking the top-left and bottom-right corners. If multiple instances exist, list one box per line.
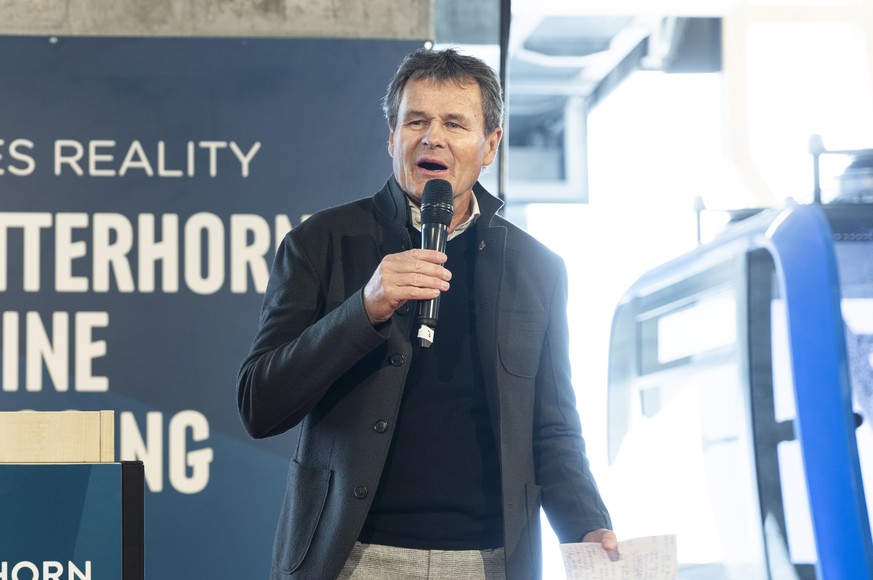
left=418, top=161, right=447, bottom=171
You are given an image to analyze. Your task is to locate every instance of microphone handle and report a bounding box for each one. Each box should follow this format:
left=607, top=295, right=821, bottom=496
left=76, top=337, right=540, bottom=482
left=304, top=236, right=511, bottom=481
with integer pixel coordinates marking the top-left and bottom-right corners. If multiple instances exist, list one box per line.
left=416, top=222, right=449, bottom=330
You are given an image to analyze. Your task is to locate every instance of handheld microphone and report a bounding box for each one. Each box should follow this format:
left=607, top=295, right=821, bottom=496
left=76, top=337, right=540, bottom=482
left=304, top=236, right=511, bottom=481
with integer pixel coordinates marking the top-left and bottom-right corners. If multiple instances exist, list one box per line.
left=416, top=179, right=454, bottom=348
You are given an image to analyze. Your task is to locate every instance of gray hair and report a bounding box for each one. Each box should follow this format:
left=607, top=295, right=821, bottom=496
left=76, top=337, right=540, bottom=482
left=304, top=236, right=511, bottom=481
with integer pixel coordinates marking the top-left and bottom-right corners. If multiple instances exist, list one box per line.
left=383, top=48, right=504, bottom=135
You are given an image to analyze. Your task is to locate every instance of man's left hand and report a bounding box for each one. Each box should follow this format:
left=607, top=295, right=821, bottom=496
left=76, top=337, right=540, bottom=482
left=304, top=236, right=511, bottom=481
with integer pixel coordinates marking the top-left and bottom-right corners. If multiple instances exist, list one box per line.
left=582, top=528, right=619, bottom=562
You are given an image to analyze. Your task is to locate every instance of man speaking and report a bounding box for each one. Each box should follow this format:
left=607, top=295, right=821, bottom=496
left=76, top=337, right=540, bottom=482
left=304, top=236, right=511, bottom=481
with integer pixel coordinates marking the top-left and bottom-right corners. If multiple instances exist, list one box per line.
left=236, top=47, right=617, bottom=579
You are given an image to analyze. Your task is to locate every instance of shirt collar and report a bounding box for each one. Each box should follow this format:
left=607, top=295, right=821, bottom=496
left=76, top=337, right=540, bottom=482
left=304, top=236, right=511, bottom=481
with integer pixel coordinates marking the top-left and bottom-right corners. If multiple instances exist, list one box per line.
left=407, top=193, right=481, bottom=240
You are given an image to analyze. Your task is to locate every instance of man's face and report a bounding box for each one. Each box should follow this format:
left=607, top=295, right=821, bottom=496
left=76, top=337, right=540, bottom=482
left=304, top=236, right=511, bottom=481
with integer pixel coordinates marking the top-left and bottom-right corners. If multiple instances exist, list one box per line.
left=389, top=77, right=502, bottom=205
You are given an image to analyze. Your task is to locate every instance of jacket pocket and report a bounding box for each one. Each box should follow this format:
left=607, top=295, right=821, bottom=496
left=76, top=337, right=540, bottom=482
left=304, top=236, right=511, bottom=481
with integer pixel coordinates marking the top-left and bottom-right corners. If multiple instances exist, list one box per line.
left=498, top=310, right=548, bottom=378
left=271, top=460, right=332, bottom=575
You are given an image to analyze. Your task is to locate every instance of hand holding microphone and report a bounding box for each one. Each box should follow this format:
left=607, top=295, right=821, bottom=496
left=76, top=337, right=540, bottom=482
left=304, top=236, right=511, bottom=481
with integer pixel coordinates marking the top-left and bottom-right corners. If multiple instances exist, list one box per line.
left=415, top=179, right=454, bottom=347
left=361, top=180, right=453, bottom=329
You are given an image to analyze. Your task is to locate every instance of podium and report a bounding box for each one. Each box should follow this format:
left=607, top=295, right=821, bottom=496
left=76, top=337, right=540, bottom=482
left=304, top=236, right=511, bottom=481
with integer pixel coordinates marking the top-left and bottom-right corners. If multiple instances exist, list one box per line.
left=0, top=411, right=144, bottom=580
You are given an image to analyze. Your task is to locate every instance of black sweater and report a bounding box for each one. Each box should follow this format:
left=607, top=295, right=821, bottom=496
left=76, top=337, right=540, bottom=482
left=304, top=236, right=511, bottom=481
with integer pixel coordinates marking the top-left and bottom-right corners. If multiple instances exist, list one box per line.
left=359, top=223, right=503, bottom=550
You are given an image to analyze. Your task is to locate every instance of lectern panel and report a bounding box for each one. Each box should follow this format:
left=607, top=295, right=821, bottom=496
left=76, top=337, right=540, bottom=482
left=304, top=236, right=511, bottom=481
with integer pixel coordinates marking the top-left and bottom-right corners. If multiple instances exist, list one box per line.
left=0, top=462, right=143, bottom=580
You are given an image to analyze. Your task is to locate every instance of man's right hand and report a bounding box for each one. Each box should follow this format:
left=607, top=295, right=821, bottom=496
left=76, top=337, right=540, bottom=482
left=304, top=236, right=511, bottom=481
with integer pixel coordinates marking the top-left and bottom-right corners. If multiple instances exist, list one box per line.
left=363, top=249, right=451, bottom=325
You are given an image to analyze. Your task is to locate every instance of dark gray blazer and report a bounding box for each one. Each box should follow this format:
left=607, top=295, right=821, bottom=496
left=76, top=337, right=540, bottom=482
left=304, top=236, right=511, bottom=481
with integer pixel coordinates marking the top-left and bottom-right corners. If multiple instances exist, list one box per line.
left=237, top=177, right=611, bottom=580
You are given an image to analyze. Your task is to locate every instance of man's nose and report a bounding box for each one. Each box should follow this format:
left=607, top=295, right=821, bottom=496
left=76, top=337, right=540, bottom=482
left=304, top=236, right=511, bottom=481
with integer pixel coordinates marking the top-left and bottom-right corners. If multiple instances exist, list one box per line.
left=422, top=124, right=446, bottom=147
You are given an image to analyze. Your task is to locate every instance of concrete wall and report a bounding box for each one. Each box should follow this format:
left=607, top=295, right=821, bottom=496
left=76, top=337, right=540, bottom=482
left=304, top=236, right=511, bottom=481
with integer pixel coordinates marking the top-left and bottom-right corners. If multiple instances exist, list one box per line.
left=0, top=0, right=432, bottom=39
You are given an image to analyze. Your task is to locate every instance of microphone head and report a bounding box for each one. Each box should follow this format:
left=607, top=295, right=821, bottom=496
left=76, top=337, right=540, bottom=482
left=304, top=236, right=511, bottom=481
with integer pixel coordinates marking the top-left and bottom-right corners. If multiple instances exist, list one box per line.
left=421, top=179, right=454, bottom=227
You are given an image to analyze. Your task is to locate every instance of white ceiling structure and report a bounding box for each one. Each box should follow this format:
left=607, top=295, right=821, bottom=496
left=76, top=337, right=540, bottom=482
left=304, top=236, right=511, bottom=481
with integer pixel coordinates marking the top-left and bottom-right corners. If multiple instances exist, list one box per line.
left=437, top=0, right=873, bottom=207
left=501, top=1, right=738, bottom=105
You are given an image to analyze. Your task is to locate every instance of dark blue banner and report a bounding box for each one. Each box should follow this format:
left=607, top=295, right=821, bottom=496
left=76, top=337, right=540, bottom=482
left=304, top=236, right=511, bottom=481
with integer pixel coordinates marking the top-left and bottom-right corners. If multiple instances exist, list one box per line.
left=0, top=36, right=421, bottom=578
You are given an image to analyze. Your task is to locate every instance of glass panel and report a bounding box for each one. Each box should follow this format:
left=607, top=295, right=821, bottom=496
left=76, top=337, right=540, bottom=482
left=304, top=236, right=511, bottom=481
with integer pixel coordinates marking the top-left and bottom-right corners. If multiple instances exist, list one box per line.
left=656, top=290, right=736, bottom=365
left=606, top=266, right=768, bottom=579
left=770, top=297, right=818, bottom=570
left=836, top=240, right=873, bottom=547
left=608, top=364, right=767, bottom=578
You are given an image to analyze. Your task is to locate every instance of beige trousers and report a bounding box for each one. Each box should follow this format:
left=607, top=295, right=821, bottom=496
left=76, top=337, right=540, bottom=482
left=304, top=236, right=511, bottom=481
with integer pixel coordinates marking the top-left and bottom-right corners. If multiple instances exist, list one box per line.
left=338, top=542, right=506, bottom=580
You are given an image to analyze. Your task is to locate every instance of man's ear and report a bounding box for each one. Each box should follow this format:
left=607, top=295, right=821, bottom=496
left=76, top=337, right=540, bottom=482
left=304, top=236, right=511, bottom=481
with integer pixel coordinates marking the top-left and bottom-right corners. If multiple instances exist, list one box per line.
left=483, top=127, right=502, bottom=166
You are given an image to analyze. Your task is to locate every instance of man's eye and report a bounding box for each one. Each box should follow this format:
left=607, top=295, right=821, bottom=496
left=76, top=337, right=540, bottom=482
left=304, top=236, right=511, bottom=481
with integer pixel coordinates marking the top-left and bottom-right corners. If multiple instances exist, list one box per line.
left=447, top=123, right=461, bottom=129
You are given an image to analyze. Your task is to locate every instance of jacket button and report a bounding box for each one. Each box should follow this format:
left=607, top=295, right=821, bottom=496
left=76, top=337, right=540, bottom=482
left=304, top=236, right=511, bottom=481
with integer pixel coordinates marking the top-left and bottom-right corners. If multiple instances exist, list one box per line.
left=373, top=420, right=389, bottom=433
left=397, top=304, right=410, bottom=316
left=389, top=353, right=405, bottom=366
left=353, top=485, right=368, bottom=499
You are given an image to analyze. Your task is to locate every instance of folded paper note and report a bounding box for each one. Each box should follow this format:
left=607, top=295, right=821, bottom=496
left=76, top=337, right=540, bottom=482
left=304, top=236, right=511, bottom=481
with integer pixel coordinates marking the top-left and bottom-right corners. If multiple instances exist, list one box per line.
left=560, top=534, right=677, bottom=580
